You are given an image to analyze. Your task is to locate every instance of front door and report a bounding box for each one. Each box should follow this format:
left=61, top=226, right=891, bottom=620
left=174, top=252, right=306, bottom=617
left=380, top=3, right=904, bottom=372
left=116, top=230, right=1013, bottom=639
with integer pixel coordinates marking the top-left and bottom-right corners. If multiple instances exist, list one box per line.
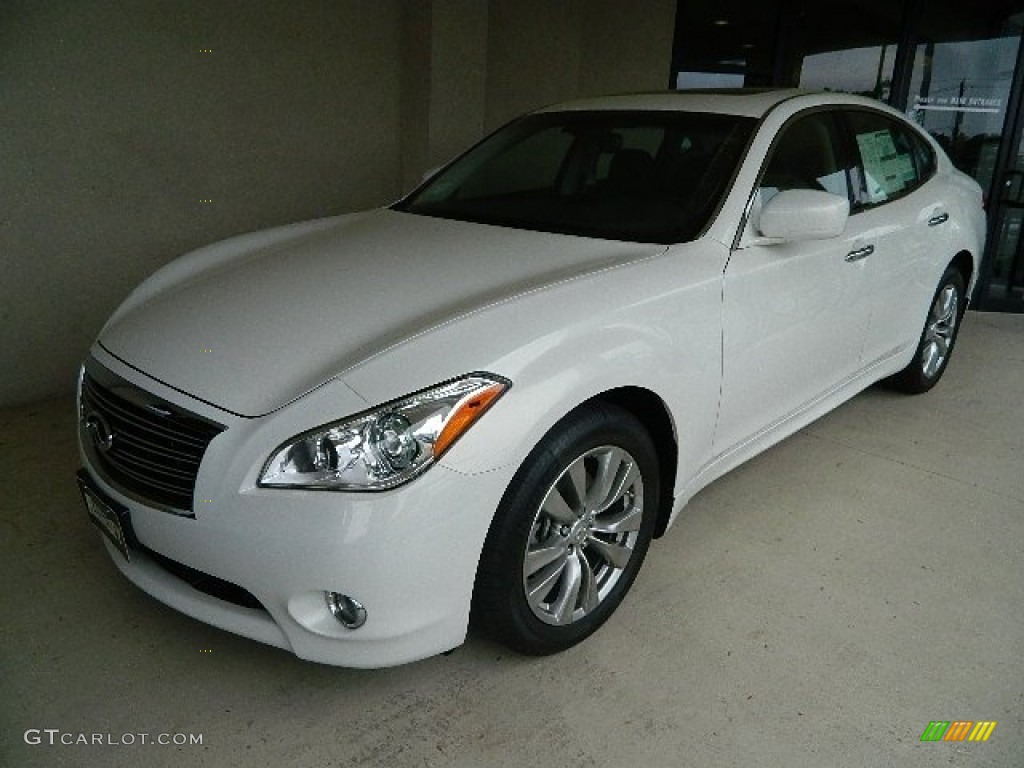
left=715, top=111, right=868, bottom=455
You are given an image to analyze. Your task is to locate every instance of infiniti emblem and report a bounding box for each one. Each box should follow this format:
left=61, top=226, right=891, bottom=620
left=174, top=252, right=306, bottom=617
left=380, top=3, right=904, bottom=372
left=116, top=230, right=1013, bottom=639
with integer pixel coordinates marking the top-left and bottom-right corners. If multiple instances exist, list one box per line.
left=83, top=411, right=114, bottom=453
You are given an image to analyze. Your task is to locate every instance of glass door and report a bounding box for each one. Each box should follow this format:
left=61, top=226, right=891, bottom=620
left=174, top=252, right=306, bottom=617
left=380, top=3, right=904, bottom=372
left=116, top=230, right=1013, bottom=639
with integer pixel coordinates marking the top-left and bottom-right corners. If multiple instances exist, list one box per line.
left=906, top=7, right=1024, bottom=312
left=979, top=11, right=1024, bottom=312
left=985, top=120, right=1024, bottom=311
left=668, top=0, right=1024, bottom=310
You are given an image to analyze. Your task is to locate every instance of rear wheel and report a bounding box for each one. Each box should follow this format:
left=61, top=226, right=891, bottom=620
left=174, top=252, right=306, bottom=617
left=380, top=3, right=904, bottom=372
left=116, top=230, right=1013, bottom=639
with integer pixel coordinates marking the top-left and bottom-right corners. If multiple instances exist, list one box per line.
left=471, top=403, right=659, bottom=655
left=887, top=265, right=965, bottom=394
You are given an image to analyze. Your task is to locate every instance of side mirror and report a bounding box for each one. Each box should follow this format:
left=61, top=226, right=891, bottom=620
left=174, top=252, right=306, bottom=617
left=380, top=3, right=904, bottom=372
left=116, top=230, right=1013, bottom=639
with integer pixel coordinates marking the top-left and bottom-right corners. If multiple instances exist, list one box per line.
left=757, top=189, right=849, bottom=241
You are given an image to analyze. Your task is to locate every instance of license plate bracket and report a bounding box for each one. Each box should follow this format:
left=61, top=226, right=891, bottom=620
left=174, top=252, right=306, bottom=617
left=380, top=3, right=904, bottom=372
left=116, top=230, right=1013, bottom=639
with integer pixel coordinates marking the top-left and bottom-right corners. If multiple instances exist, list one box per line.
left=78, top=472, right=133, bottom=561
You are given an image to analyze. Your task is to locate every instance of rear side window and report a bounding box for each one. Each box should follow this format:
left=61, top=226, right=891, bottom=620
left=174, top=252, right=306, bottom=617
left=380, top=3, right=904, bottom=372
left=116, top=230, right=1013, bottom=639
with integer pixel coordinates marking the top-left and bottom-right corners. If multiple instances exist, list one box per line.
left=908, top=127, right=937, bottom=181
left=847, top=111, right=934, bottom=208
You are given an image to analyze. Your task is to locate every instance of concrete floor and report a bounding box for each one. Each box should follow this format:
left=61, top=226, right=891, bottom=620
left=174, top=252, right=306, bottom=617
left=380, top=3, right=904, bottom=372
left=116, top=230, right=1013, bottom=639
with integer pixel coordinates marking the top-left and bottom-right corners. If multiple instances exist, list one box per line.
left=2, top=311, right=1022, bottom=767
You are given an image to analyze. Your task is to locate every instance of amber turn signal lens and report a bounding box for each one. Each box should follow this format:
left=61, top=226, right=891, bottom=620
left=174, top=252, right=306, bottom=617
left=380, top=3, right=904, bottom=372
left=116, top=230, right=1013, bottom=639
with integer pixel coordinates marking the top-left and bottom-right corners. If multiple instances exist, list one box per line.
left=433, top=382, right=506, bottom=459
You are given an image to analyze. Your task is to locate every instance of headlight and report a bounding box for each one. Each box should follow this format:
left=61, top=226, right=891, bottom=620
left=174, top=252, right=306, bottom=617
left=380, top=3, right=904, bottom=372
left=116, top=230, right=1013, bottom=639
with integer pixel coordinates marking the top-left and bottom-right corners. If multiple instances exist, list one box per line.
left=259, top=374, right=508, bottom=491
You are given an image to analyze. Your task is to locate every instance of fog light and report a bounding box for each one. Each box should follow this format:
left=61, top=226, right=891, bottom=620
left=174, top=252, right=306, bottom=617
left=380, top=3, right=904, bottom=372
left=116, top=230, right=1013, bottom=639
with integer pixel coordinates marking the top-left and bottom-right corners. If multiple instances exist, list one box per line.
left=325, top=591, right=367, bottom=629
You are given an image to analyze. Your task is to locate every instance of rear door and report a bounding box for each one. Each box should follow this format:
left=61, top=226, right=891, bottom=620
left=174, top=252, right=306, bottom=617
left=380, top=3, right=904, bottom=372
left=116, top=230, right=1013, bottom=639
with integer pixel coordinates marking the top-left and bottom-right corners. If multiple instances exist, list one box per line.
left=842, top=109, right=949, bottom=366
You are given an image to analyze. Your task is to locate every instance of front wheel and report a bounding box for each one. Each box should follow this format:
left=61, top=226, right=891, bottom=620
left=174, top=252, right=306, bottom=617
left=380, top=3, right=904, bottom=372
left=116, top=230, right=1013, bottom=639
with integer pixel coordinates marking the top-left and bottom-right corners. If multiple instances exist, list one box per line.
left=886, top=265, right=965, bottom=394
left=471, top=403, right=659, bottom=655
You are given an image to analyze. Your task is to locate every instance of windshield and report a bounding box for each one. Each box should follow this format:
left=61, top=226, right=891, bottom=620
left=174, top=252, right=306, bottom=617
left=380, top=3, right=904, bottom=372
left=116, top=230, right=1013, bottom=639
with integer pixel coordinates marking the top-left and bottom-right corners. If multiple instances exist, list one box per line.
left=395, top=110, right=755, bottom=243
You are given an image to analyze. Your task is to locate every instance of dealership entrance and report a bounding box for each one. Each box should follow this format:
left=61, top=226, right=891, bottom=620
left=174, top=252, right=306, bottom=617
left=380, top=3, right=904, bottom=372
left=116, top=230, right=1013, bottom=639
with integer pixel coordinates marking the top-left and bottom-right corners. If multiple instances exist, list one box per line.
left=672, top=0, right=1024, bottom=312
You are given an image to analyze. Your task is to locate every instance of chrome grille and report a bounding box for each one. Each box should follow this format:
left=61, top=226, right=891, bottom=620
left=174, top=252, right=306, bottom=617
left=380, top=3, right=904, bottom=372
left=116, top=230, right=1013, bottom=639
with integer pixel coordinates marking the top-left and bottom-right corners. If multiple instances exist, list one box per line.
left=79, top=362, right=224, bottom=514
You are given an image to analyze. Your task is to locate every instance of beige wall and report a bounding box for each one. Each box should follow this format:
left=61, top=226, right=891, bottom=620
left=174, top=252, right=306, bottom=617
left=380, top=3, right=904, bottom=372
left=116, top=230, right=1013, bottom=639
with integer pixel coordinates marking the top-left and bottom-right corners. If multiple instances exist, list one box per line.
left=484, top=0, right=676, bottom=129
left=0, top=1, right=404, bottom=406
left=0, top=0, right=675, bottom=406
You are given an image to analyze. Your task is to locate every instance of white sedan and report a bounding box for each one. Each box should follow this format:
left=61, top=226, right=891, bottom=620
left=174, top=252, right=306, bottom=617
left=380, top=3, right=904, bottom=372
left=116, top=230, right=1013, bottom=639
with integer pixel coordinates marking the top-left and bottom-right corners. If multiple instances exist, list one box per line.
left=77, top=89, right=985, bottom=667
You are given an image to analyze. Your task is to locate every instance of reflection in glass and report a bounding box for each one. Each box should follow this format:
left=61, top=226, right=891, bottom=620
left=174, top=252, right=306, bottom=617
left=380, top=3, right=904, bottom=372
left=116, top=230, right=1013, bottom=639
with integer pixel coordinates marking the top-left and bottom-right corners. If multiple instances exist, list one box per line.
left=675, top=72, right=745, bottom=89
left=993, top=208, right=1024, bottom=295
left=908, top=36, right=1019, bottom=197
left=799, top=45, right=896, bottom=100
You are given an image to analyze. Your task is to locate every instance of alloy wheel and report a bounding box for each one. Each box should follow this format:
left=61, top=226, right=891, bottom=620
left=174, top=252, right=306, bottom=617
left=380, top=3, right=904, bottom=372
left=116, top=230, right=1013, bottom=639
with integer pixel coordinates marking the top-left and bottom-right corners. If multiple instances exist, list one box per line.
left=521, top=445, right=644, bottom=626
left=921, top=284, right=958, bottom=379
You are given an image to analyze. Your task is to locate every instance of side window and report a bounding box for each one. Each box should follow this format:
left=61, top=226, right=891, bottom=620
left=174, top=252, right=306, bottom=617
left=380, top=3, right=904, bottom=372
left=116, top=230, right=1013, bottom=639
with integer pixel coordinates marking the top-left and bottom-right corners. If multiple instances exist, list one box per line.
left=847, top=111, right=928, bottom=208
left=908, top=128, right=937, bottom=182
left=759, top=112, right=851, bottom=207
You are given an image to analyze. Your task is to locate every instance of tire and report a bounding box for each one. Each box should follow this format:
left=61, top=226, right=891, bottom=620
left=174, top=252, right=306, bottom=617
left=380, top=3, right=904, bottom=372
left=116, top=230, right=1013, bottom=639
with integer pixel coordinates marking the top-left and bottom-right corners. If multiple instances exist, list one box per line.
left=471, top=403, right=659, bottom=655
left=886, top=265, right=965, bottom=394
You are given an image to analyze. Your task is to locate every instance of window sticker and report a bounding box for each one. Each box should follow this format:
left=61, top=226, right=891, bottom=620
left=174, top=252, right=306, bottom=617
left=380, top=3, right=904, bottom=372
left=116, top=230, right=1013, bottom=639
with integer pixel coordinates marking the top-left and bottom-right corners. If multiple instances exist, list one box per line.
left=816, top=169, right=848, bottom=199
left=856, top=129, right=916, bottom=203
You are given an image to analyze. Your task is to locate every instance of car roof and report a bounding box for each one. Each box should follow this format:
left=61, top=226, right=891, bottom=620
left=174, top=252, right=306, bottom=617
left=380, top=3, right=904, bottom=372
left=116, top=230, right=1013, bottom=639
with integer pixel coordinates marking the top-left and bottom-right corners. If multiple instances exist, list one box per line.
left=533, top=89, right=833, bottom=119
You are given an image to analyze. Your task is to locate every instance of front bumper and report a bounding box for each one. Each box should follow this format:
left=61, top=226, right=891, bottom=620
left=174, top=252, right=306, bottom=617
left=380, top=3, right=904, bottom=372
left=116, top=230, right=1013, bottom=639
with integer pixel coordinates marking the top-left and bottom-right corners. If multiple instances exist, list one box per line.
left=77, top=354, right=514, bottom=668
left=79, top=457, right=509, bottom=667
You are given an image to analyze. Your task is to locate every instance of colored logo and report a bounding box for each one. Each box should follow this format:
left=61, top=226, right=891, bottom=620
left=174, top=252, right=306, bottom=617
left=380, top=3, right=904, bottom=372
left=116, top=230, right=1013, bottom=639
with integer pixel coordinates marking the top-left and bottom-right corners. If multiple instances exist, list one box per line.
left=920, top=721, right=997, bottom=742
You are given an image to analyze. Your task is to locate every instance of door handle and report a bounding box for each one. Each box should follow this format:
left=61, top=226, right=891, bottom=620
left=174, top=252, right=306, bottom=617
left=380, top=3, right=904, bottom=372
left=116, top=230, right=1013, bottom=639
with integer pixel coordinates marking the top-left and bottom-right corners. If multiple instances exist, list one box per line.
left=845, top=244, right=874, bottom=262
left=928, top=212, right=949, bottom=226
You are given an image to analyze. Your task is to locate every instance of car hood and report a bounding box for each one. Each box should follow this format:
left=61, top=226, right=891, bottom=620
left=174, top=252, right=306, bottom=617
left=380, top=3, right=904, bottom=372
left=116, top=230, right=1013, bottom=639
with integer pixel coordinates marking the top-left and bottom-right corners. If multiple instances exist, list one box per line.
left=100, top=209, right=665, bottom=416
